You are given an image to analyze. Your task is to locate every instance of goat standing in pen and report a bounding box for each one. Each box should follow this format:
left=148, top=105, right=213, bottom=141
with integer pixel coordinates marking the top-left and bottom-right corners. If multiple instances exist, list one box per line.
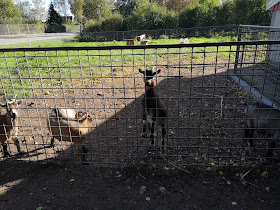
left=139, top=67, right=167, bottom=147
left=241, top=101, right=280, bottom=158
left=47, top=108, right=92, bottom=164
left=0, top=96, right=23, bottom=157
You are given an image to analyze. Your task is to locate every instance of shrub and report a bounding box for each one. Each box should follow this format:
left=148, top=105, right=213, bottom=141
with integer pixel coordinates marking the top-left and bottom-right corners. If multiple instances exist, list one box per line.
left=45, top=24, right=66, bottom=33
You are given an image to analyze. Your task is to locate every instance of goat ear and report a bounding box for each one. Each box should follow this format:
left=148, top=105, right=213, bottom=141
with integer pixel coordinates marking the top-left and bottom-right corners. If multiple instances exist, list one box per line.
left=87, top=115, right=93, bottom=122
left=153, top=69, right=161, bottom=76
left=17, top=100, right=22, bottom=106
left=139, top=69, right=144, bottom=74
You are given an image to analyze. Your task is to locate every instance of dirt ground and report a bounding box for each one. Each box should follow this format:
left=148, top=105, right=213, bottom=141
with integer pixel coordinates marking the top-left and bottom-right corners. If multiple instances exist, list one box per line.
left=0, top=161, right=280, bottom=209
left=1, top=59, right=280, bottom=209
left=3, top=62, right=276, bottom=166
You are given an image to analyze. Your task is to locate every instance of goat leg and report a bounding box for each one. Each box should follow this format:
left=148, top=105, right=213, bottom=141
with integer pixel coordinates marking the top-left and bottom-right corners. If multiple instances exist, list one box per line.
left=150, top=118, right=156, bottom=146
left=141, top=114, right=148, bottom=138
left=15, top=138, right=24, bottom=155
left=266, top=140, right=276, bottom=158
left=244, top=126, right=255, bottom=147
left=2, top=144, right=10, bottom=157
left=50, top=137, right=55, bottom=147
left=81, top=145, right=89, bottom=165
left=161, top=123, right=166, bottom=148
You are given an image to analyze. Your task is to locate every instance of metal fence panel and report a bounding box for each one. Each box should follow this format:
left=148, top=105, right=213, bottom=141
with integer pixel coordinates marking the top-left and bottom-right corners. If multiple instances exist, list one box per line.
left=0, top=24, right=43, bottom=35
left=0, top=41, right=280, bottom=167
left=79, top=25, right=238, bottom=42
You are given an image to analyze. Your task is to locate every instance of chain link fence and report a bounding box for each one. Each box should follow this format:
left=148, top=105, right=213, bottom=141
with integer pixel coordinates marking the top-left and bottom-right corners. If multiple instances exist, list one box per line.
left=0, top=40, right=280, bottom=167
left=0, top=24, right=44, bottom=35
left=79, top=25, right=238, bottom=42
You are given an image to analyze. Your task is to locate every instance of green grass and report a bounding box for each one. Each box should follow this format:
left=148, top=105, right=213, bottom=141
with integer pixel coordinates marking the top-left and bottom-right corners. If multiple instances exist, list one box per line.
left=0, top=35, right=238, bottom=98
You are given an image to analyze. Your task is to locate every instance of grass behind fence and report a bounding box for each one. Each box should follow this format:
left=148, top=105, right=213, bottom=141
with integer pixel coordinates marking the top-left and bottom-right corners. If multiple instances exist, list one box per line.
left=0, top=35, right=237, bottom=98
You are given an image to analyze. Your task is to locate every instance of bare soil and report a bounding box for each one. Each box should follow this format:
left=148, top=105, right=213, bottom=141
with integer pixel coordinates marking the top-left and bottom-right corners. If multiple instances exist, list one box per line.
left=1, top=61, right=280, bottom=209
left=0, top=162, right=280, bottom=209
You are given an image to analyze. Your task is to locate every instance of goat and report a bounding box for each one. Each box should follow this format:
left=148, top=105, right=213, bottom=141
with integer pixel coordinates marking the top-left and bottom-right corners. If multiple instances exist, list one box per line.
left=241, top=101, right=280, bottom=157
left=47, top=108, right=92, bottom=163
left=139, top=67, right=167, bottom=147
left=0, top=97, right=23, bottom=157
left=137, top=34, right=146, bottom=41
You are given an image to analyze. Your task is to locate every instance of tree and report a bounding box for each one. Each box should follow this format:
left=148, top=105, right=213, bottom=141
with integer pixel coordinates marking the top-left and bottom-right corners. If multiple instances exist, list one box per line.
left=83, top=0, right=114, bottom=21
left=15, top=0, right=46, bottom=23
left=68, top=0, right=84, bottom=22
left=165, top=0, right=193, bottom=12
left=53, top=0, right=71, bottom=23
left=0, top=0, right=22, bottom=24
left=47, top=3, right=63, bottom=25
left=125, top=0, right=149, bottom=30
left=116, top=0, right=136, bottom=17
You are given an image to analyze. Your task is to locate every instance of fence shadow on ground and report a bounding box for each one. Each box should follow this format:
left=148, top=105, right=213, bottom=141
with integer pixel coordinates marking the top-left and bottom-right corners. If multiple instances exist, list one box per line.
left=2, top=64, right=278, bottom=167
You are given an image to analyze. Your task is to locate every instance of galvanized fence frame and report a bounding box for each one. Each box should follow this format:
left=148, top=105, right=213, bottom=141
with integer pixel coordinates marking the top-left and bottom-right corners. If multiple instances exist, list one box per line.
left=235, top=25, right=280, bottom=107
left=0, top=40, right=280, bottom=168
left=79, top=25, right=238, bottom=42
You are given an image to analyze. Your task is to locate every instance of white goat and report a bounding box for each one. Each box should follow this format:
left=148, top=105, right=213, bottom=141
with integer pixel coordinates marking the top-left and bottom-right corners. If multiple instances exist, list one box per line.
left=47, top=108, right=92, bottom=163
left=0, top=97, right=23, bottom=157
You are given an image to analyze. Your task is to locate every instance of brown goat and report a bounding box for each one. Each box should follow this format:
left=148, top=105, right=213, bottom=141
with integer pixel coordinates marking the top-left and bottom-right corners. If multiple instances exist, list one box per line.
left=139, top=67, right=167, bottom=147
left=0, top=97, right=23, bottom=157
left=47, top=108, right=92, bottom=163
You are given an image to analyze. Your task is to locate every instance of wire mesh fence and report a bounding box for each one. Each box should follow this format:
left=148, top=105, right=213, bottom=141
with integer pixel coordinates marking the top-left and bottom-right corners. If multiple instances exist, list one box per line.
left=0, top=40, right=280, bottom=167
left=235, top=25, right=280, bottom=106
left=79, top=25, right=238, bottom=42
left=0, top=24, right=44, bottom=35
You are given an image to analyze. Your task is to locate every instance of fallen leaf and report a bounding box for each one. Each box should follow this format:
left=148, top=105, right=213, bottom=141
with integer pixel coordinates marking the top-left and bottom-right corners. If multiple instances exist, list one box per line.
left=226, top=181, right=231, bottom=185
left=209, top=158, right=214, bottom=163
left=261, top=171, right=269, bottom=178
left=36, top=206, right=43, bottom=210
left=242, top=181, right=247, bottom=186
left=69, top=179, right=75, bottom=182
left=140, top=186, right=146, bottom=195
left=44, top=90, right=51, bottom=95
left=265, top=187, right=270, bottom=192
left=146, top=197, right=150, bottom=201
left=159, top=187, right=167, bottom=192
left=219, top=171, right=224, bottom=176
left=232, top=202, right=237, bottom=206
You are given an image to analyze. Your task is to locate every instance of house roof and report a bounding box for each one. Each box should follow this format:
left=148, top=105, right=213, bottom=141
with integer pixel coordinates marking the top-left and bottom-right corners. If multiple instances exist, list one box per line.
left=266, top=0, right=280, bottom=10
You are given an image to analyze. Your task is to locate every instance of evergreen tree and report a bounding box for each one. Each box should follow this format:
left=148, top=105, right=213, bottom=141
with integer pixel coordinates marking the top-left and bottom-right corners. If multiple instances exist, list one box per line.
left=47, top=3, right=63, bottom=25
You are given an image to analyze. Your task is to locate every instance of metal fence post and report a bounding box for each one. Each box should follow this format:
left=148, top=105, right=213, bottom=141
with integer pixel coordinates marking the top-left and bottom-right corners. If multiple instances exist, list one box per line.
left=234, top=27, right=242, bottom=71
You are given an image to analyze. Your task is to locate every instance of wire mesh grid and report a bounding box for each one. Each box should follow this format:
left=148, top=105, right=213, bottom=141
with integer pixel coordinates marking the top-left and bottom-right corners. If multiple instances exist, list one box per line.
left=0, top=41, right=280, bottom=167
left=236, top=25, right=280, bottom=106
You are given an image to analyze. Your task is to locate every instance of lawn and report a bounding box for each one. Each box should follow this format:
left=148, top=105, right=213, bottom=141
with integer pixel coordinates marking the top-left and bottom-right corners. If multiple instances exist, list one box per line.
left=0, top=35, right=238, bottom=98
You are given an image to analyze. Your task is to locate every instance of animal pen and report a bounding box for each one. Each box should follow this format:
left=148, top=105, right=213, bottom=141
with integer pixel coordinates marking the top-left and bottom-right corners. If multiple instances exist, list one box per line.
left=0, top=40, right=280, bottom=167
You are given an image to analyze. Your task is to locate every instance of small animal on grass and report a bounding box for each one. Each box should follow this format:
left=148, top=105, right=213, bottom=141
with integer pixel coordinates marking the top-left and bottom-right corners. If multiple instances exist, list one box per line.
left=139, top=66, right=167, bottom=147
left=241, top=101, right=280, bottom=157
left=0, top=96, right=23, bottom=157
left=47, top=108, right=93, bottom=164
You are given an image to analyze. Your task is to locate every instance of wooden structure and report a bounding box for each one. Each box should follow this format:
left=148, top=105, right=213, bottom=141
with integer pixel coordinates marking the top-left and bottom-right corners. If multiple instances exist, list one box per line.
left=179, top=38, right=189, bottom=44
left=124, top=39, right=134, bottom=45
left=266, top=0, right=280, bottom=27
left=140, top=39, right=150, bottom=45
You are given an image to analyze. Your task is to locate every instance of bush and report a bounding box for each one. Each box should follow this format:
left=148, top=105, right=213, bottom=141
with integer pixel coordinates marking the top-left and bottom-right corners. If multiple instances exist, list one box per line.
left=85, top=13, right=123, bottom=32
left=159, top=34, right=169, bottom=39
left=45, top=24, right=66, bottom=33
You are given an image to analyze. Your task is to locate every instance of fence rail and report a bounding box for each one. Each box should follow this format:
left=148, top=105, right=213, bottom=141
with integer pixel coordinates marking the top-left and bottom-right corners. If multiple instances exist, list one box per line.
left=0, top=40, right=280, bottom=167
